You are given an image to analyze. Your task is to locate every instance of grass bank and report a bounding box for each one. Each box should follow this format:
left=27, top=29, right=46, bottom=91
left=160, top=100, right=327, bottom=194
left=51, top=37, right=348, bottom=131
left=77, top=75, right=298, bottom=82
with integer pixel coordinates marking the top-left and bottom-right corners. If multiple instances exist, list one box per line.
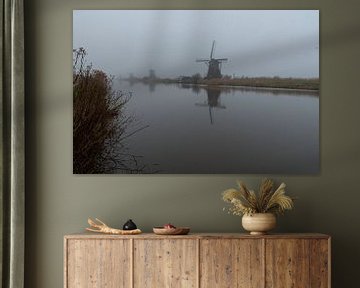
left=197, top=77, right=319, bottom=91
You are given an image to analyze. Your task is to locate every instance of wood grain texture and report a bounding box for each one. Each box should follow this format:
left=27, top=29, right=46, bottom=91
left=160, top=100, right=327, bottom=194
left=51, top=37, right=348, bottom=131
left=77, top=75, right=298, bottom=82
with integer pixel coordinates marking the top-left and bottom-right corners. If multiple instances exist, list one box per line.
left=310, top=239, right=330, bottom=288
left=66, top=239, right=131, bottom=288
left=200, top=239, right=264, bottom=288
left=64, top=239, right=68, bottom=288
left=64, top=234, right=331, bottom=288
left=265, top=239, right=310, bottom=288
left=65, top=233, right=330, bottom=240
left=133, top=239, right=197, bottom=288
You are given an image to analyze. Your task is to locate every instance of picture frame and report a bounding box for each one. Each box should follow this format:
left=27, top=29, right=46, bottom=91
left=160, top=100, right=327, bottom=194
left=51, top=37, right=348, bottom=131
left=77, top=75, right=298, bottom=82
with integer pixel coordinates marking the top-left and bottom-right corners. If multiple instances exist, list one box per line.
left=73, top=10, right=319, bottom=174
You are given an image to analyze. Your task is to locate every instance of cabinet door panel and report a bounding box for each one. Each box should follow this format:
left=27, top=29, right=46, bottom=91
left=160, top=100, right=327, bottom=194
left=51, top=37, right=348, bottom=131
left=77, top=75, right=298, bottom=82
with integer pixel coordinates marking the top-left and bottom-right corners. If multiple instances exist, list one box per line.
left=265, top=239, right=310, bottom=288
left=310, top=239, right=329, bottom=288
left=66, top=239, right=131, bottom=288
left=134, top=239, right=198, bottom=288
left=200, top=239, right=264, bottom=288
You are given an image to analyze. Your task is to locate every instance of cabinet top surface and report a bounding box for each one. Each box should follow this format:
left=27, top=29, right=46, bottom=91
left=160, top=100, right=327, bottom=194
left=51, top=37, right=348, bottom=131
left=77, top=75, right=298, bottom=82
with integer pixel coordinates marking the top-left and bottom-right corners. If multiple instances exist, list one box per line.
left=64, top=232, right=330, bottom=240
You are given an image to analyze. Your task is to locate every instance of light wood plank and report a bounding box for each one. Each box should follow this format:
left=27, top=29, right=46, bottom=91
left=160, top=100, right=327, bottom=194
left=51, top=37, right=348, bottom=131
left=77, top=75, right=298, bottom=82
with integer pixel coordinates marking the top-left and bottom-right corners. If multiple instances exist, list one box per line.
left=265, top=239, right=310, bottom=288
left=65, top=233, right=330, bottom=240
left=64, top=234, right=330, bottom=288
left=67, top=239, right=131, bottom=288
left=200, top=239, right=264, bottom=288
left=64, top=238, right=68, bottom=288
left=310, top=239, right=329, bottom=288
left=134, top=239, right=197, bottom=288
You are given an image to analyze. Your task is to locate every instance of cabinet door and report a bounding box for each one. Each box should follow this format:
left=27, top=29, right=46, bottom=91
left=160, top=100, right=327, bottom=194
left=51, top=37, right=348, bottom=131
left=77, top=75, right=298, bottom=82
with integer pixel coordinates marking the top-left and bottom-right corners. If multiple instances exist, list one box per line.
left=134, top=239, right=198, bottom=288
left=200, top=239, right=264, bottom=288
left=266, top=239, right=310, bottom=288
left=309, top=239, right=330, bottom=288
left=66, top=239, right=131, bottom=288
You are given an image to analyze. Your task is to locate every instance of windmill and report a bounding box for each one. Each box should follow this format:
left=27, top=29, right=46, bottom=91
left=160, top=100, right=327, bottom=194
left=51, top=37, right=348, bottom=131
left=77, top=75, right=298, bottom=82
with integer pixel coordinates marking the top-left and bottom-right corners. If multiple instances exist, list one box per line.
left=196, top=41, right=228, bottom=79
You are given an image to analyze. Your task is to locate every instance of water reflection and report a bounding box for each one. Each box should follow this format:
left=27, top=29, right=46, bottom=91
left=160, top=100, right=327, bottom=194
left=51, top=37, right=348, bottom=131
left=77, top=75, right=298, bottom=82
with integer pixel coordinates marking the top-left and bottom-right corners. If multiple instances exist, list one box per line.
left=191, top=85, right=201, bottom=94
left=148, top=82, right=156, bottom=93
left=195, top=87, right=226, bottom=124
left=228, top=85, right=319, bottom=97
left=112, top=81, right=319, bottom=174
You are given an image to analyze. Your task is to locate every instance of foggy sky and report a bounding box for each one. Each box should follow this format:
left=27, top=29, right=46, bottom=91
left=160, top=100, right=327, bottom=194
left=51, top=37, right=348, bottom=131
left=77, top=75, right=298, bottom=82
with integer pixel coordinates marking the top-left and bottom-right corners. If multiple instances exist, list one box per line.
left=73, top=10, right=319, bottom=78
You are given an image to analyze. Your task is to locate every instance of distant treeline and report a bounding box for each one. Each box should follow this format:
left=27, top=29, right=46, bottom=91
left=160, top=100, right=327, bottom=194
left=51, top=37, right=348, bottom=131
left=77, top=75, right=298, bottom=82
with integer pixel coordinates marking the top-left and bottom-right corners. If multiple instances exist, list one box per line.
left=126, top=74, right=319, bottom=91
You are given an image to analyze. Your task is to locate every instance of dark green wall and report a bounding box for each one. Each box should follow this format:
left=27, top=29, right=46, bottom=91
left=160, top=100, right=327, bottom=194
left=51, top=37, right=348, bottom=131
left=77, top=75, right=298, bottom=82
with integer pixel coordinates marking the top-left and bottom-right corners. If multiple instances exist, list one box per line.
left=25, top=0, right=360, bottom=287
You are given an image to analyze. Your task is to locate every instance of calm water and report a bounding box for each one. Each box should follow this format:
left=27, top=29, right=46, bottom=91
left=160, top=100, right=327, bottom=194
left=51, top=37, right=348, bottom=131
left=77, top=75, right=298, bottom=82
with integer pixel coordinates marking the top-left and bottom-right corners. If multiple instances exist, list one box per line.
left=113, top=82, right=319, bottom=174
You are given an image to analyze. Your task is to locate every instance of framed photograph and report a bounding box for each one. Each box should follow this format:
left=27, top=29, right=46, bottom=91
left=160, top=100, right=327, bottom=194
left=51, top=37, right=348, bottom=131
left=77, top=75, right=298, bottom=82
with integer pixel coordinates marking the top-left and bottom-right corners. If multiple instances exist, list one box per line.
left=73, top=10, right=319, bottom=174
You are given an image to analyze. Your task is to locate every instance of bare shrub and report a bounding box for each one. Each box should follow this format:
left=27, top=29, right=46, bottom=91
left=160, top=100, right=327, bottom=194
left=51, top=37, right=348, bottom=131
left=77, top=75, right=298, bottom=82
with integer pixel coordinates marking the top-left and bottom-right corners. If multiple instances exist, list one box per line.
left=73, top=48, right=151, bottom=173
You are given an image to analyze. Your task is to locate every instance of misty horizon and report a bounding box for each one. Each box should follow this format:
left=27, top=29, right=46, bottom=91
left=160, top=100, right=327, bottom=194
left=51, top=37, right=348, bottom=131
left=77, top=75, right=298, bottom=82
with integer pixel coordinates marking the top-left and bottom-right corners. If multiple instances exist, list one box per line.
left=73, top=10, right=319, bottom=79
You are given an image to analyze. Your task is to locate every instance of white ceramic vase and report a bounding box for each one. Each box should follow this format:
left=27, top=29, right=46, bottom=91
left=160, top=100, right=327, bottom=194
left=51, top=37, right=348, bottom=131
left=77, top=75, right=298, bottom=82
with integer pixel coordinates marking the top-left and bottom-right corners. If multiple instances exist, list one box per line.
left=242, top=213, right=276, bottom=235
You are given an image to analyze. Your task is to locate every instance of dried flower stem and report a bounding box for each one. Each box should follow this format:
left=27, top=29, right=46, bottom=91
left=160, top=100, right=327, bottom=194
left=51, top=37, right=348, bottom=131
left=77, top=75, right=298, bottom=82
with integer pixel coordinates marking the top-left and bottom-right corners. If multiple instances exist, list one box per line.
left=222, top=179, right=294, bottom=216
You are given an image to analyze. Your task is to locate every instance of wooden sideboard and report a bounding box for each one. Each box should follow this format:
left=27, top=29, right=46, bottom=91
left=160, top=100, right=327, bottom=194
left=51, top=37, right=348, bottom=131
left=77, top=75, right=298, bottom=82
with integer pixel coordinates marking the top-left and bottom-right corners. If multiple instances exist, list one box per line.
left=64, top=233, right=330, bottom=288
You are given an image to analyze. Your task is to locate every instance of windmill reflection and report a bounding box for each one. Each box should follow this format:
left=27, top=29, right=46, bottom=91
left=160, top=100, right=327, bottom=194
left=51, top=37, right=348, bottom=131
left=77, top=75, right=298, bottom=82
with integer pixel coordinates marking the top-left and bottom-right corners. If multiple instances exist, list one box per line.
left=148, top=82, right=156, bottom=93
left=192, top=85, right=201, bottom=94
left=195, top=87, right=226, bottom=124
